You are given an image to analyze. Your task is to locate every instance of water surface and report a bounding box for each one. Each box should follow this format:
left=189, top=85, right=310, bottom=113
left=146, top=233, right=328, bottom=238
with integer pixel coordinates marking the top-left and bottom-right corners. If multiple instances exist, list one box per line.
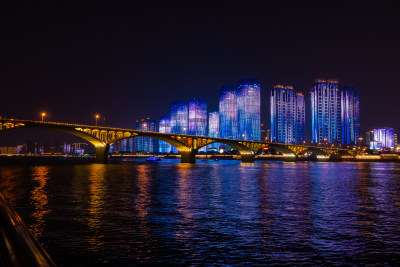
left=1, top=160, right=400, bottom=265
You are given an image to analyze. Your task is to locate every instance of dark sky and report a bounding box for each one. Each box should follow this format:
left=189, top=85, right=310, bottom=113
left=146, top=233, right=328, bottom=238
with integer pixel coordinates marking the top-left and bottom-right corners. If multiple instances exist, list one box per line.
left=2, top=1, right=400, bottom=134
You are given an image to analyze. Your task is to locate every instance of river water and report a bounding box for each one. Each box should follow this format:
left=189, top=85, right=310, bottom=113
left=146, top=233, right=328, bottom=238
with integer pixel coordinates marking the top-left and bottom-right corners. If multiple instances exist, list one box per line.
left=0, top=160, right=400, bottom=265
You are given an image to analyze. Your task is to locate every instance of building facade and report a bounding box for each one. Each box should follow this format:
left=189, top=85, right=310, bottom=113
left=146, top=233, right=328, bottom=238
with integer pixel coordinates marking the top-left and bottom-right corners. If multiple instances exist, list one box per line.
left=237, top=79, right=261, bottom=141
left=373, top=128, right=395, bottom=150
left=295, top=92, right=306, bottom=143
left=171, top=101, right=189, bottom=135
left=188, top=99, right=207, bottom=136
left=159, top=115, right=172, bottom=153
left=270, top=86, right=305, bottom=144
left=135, top=119, right=158, bottom=153
left=120, top=138, right=134, bottom=153
left=311, top=79, right=342, bottom=144
left=341, top=87, right=360, bottom=144
left=207, top=111, right=219, bottom=151
left=219, top=86, right=238, bottom=139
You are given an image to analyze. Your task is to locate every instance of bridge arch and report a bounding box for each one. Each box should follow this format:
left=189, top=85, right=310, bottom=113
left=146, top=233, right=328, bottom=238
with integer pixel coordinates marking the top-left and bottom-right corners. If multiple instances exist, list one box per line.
left=197, top=140, right=257, bottom=162
left=0, top=122, right=109, bottom=163
left=110, top=134, right=197, bottom=162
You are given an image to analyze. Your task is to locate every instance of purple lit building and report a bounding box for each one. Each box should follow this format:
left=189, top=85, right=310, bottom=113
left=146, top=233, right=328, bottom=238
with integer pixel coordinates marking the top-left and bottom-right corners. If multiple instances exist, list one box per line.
left=372, top=128, right=394, bottom=150
left=341, top=87, right=360, bottom=144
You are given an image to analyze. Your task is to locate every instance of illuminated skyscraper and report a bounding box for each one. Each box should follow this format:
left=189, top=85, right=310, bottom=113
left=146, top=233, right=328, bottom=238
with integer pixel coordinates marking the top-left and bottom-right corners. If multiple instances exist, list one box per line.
left=135, top=119, right=158, bottom=153
left=219, top=86, right=238, bottom=139
left=159, top=115, right=171, bottom=153
left=207, top=111, right=219, bottom=151
left=237, top=79, right=261, bottom=141
left=341, top=87, right=360, bottom=144
left=189, top=99, right=207, bottom=136
left=270, top=85, right=305, bottom=144
left=120, top=138, right=134, bottom=153
left=373, top=128, right=394, bottom=150
left=295, top=92, right=306, bottom=143
left=311, top=79, right=341, bottom=144
left=170, top=101, right=188, bottom=134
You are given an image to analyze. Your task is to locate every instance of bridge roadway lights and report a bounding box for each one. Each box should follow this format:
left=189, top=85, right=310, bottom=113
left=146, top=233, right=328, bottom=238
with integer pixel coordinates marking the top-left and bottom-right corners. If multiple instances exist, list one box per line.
left=95, top=144, right=110, bottom=163
left=180, top=149, right=197, bottom=163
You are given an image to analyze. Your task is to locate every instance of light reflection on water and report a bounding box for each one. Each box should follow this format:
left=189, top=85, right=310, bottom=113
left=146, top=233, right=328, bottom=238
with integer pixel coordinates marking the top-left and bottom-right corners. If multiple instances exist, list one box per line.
left=0, top=160, right=400, bottom=265
left=30, top=166, right=51, bottom=239
left=87, top=164, right=106, bottom=252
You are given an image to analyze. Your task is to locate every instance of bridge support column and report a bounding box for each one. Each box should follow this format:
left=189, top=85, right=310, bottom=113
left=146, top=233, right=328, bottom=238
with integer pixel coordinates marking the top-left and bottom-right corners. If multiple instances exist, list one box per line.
left=283, top=154, right=297, bottom=162
left=241, top=153, right=255, bottom=163
left=95, top=144, right=110, bottom=163
left=180, top=149, right=197, bottom=163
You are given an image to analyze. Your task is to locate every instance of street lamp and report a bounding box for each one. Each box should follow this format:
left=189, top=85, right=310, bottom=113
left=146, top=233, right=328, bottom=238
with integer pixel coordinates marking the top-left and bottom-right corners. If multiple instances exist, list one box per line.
left=41, top=112, right=46, bottom=122
left=95, top=114, right=100, bottom=126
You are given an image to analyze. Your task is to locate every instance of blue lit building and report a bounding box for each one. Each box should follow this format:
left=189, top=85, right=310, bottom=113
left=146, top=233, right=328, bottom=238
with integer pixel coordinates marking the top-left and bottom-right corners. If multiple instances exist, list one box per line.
left=171, top=101, right=188, bottom=134
left=237, top=79, right=261, bottom=141
left=311, top=79, right=341, bottom=144
left=270, top=85, right=305, bottom=144
left=159, top=115, right=172, bottom=153
left=135, top=119, right=158, bottom=153
left=120, top=137, right=134, bottom=153
left=219, top=86, right=238, bottom=139
left=295, top=92, right=306, bottom=143
left=207, top=111, right=219, bottom=151
left=189, top=99, right=207, bottom=136
left=373, top=128, right=394, bottom=150
left=341, top=87, right=360, bottom=144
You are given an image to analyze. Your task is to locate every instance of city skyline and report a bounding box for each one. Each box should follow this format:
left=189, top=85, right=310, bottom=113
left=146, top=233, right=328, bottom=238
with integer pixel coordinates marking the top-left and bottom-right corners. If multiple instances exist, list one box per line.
left=2, top=2, right=400, bottom=134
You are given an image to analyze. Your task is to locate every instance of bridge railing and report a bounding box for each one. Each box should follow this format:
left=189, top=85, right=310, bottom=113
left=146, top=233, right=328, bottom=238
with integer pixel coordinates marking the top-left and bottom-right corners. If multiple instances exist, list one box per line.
left=0, top=194, right=56, bottom=267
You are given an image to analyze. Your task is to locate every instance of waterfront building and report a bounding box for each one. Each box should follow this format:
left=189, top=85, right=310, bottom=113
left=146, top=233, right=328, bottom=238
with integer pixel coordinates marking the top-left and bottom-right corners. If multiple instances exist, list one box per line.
left=63, top=142, right=72, bottom=154
left=237, top=79, right=261, bottom=141
left=109, top=141, right=121, bottom=154
left=295, top=93, right=306, bottom=144
left=207, top=111, right=219, bottom=151
left=72, top=143, right=88, bottom=155
left=170, top=101, right=189, bottom=135
left=270, top=85, right=305, bottom=144
left=365, top=131, right=374, bottom=148
left=219, top=86, right=238, bottom=139
left=120, top=137, right=134, bottom=153
left=135, top=119, right=158, bottom=153
left=311, top=79, right=341, bottom=144
left=0, top=147, right=17, bottom=154
left=159, top=115, right=172, bottom=153
left=341, top=87, right=360, bottom=144
left=189, top=99, right=207, bottom=136
left=373, top=128, right=395, bottom=150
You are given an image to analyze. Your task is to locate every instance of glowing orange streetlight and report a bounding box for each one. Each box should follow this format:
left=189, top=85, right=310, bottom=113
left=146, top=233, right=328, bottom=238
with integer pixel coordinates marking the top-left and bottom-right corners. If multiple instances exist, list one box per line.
left=41, top=112, right=46, bottom=122
left=95, top=114, right=100, bottom=126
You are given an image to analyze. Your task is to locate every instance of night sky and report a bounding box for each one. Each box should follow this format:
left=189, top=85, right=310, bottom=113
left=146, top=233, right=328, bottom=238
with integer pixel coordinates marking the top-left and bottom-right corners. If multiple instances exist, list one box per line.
left=2, top=2, right=400, bottom=135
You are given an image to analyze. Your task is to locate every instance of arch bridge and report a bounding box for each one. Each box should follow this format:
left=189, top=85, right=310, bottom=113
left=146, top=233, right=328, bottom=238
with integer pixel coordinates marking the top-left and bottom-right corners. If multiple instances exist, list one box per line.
left=0, top=119, right=353, bottom=163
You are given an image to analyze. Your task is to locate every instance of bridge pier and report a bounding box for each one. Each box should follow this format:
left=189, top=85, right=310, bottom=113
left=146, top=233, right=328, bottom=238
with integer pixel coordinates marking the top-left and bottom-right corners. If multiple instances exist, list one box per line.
left=241, top=153, right=255, bottom=163
left=95, top=144, right=110, bottom=163
left=180, top=149, right=197, bottom=163
left=283, top=154, right=297, bottom=162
